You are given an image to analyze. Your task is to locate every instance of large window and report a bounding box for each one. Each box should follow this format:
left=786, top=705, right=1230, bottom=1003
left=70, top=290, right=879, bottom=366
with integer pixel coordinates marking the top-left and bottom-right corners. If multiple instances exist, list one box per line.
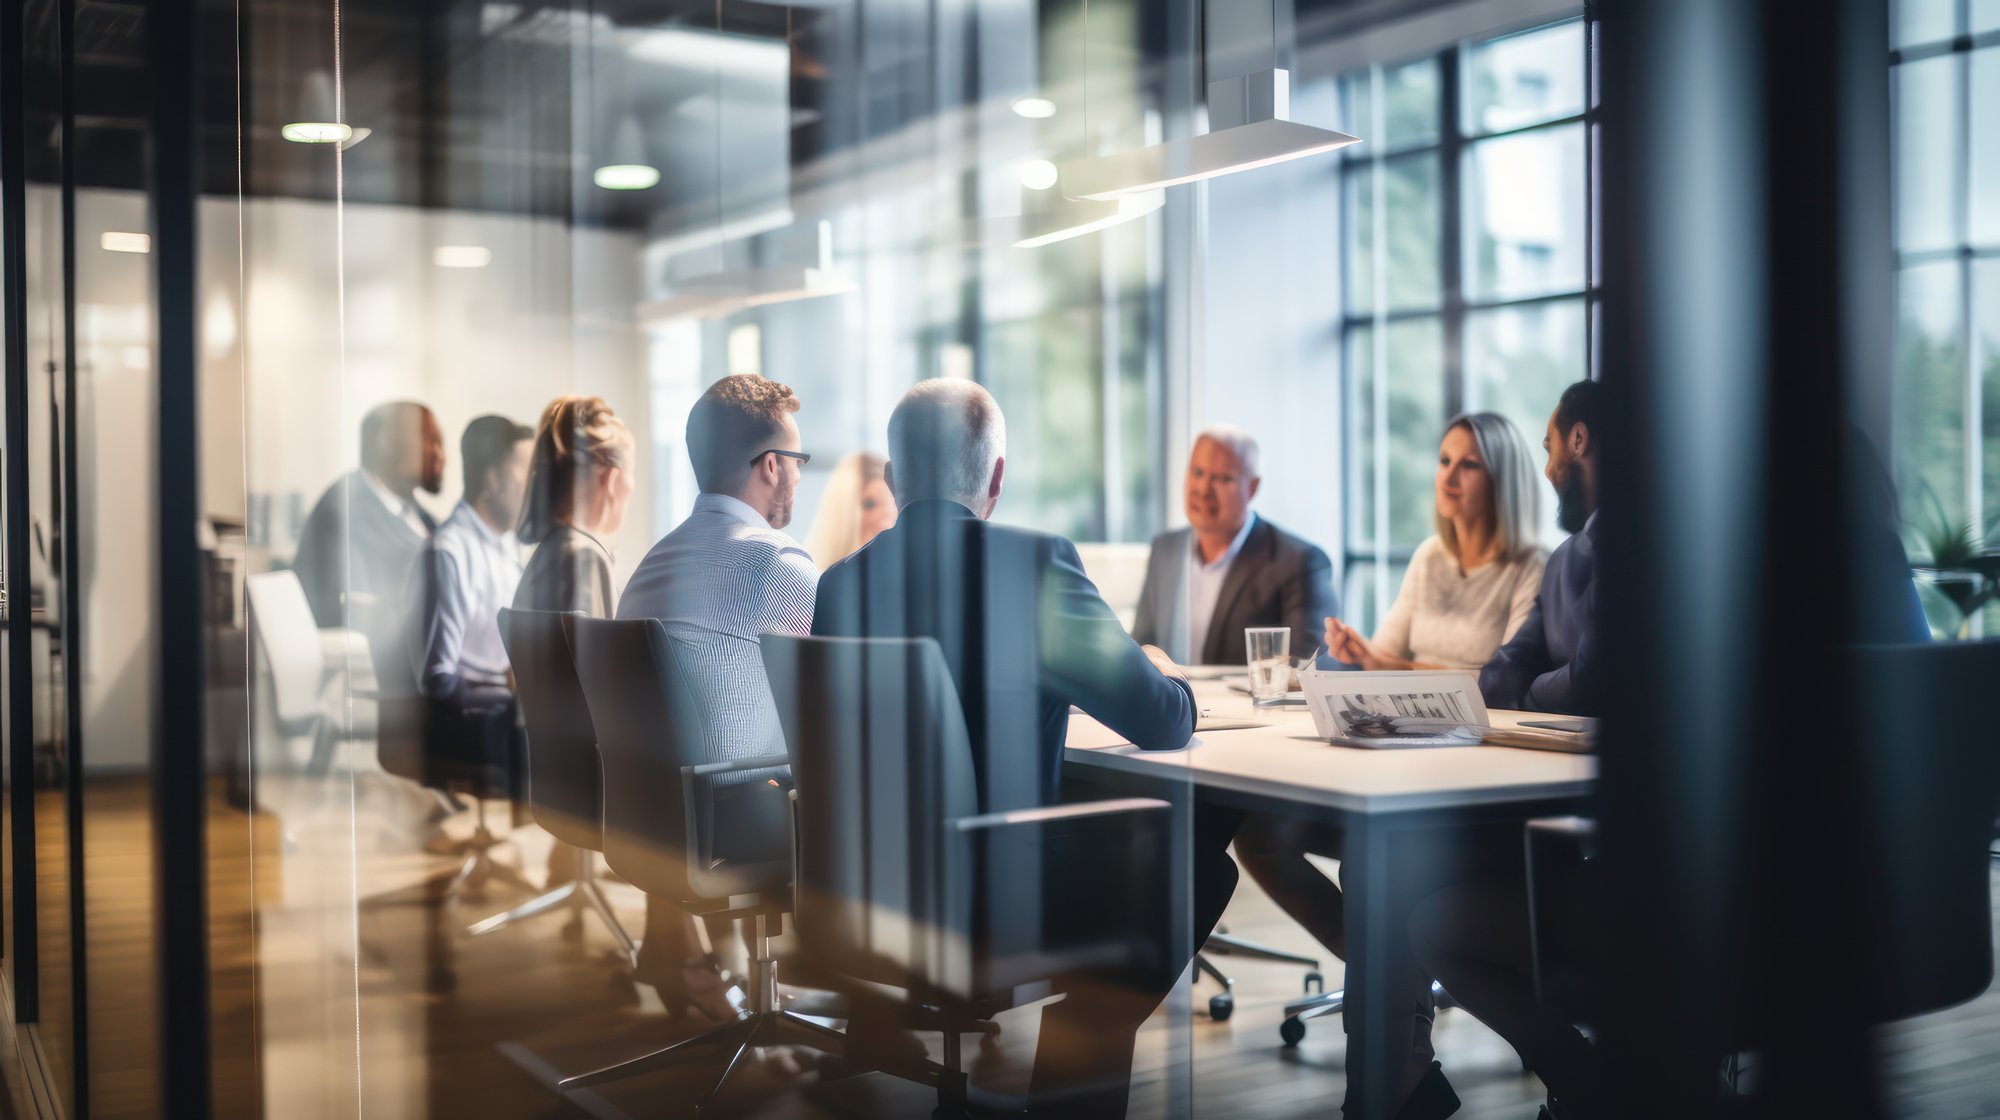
left=1338, top=17, right=1597, bottom=631
left=1889, top=2, right=2000, bottom=621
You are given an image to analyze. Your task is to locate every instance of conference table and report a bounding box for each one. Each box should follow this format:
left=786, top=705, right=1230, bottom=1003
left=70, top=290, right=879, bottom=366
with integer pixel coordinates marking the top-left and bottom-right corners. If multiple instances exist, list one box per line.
left=1062, top=675, right=1597, bottom=1120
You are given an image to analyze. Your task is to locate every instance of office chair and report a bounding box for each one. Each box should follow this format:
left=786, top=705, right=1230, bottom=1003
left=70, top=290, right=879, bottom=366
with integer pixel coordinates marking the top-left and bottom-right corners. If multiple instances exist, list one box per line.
left=471, top=608, right=635, bottom=958
left=245, top=569, right=371, bottom=775
left=1519, top=641, right=2000, bottom=1098
left=763, top=634, right=1176, bottom=1118
left=563, top=618, right=842, bottom=1110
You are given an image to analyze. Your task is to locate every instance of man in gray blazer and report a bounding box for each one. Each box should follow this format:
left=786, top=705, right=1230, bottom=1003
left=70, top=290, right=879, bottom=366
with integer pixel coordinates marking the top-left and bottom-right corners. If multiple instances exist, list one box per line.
left=1131, top=426, right=1339, bottom=666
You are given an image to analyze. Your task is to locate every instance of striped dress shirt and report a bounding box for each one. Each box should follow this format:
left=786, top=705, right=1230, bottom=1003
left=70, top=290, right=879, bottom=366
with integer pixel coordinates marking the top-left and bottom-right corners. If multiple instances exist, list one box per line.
left=617, top=493, right=818, bottom=782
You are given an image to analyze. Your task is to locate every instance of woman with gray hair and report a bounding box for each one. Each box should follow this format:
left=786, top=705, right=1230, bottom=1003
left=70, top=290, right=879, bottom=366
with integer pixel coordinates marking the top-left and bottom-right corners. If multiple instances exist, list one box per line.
left=1326, top=410, right=1547, bottom=670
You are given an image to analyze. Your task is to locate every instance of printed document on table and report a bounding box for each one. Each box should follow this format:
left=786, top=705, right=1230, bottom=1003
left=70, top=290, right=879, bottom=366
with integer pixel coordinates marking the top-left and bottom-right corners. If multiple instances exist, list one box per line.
left=1296, top=669, right=1491, bottom=748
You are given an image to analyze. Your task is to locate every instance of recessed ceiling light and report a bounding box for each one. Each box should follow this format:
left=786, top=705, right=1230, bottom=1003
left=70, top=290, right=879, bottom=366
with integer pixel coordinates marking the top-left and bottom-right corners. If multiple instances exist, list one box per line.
left=593, top=163, right=661, bottom=190
left=99, top=231, right=151, bottom=254
left=1018, top=159, right=1059, bottom=191
left=433, top=245, right=492, bottom=269
left=1012, top=97, right=1057, bottom=119
left=281, top=121, right=353, bottom=144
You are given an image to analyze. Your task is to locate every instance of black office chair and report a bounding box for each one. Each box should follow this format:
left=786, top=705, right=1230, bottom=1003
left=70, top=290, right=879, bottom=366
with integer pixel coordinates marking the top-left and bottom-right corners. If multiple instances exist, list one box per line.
left=762, top=633, right=1176, bottom=1118
left=1521, top=641, right=2000, bottom=1092
left=474, top=608, right=635, bottom=956
left=562, top=617, right=842, bottom=1109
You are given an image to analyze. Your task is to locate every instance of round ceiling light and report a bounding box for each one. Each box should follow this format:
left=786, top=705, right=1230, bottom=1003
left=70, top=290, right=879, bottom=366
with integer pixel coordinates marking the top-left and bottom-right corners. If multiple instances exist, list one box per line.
left=1018, top=159, right=1059, bottom=191
left=594, top=163, right=661, bottom=191
left=281, top=121, right=353, bottom=144
left=1012, top=97, right=1057, bottom=119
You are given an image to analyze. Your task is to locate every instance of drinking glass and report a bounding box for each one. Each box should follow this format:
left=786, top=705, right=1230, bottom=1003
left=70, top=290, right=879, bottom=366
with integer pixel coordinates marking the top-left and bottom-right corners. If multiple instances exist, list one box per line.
left=1245, top=627, right=1293, bottom=706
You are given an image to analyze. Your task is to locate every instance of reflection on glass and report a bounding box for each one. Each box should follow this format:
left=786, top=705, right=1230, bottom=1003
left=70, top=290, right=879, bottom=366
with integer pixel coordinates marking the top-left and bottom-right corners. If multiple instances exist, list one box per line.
left=1463, top=124, right=1586, bottom=302
left=1977, top=261, right=2000, bottom=538
left=1897, top=262, right=1967, bottom=529
left=1894, top=0, right=1958, bottom=46
left=1341, top=58, right=1439, bottom=154
left=1463, top=20, right=1585, bottom=135
left=1895, top=55, right=1963, bottom=253
left=1347, top=318, right=1444, bottom=555
left=1465, top=300, right=1585, bottom=546
left=1346, top=154, right=1441, bottom=314
left=1972, top=49, right=1999, bottom=247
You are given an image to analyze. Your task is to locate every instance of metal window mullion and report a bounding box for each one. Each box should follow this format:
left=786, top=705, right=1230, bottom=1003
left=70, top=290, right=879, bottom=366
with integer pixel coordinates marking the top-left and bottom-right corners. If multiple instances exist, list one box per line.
left=1441, top=46, right=1466, bottom=420
left=1369, top=62, right=1391, bottom=622
left=1958, top=34, right=1981, bottom=534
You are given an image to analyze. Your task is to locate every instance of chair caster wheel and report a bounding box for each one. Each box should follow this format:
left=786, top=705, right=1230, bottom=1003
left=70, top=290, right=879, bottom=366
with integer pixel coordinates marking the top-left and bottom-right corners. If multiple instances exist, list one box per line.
left=1304, top=970, right=1325, bottom=996
left=1280, top=1016, right=1306, bottom=1048
left=1208, top=993, right=1234, bottom=1021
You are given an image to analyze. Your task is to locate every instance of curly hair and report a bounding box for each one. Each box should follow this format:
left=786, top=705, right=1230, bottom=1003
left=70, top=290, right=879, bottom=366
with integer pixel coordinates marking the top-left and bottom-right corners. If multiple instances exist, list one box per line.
left=685, top=374, right=802, bottom=492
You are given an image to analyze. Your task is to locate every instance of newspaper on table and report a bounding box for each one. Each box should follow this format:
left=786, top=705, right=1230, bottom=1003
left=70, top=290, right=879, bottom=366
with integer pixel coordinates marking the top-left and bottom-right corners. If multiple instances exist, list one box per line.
left=1296, top=669, right=1491, bottom=749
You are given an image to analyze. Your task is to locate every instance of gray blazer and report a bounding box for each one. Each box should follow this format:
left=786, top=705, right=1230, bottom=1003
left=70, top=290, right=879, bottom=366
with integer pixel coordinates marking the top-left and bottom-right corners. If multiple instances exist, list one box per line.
left=1131, top=517, right=1340, bottom=666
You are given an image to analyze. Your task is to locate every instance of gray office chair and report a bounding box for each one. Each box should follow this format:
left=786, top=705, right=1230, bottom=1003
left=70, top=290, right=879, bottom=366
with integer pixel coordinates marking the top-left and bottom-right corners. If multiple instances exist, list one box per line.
left=762, top=633, right=1175, bottom=1117
left=562, top=617, right=841, bottom=1110
left=475, top=608, right=634, bottom=956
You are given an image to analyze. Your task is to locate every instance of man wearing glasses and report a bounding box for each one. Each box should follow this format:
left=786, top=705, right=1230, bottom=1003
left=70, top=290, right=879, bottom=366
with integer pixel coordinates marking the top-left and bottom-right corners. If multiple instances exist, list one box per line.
left=616, top=374, right=818, bottom=1008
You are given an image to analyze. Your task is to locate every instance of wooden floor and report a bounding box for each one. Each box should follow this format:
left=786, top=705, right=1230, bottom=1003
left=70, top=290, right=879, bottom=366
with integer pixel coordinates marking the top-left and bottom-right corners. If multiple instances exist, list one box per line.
left=63, top=770, right=2000, bottom=1117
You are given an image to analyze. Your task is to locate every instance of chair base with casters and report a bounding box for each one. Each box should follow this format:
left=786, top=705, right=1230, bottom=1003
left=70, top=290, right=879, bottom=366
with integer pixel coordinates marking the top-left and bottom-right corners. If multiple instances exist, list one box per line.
left=385, top=795, right=539, bottom=904
left=557, top=910, right=843, bottom=1114
left=1279, top=979, right=1458, bottom=1048
left=1197, top=928, right=1324, bottom=1021
left=465, top=844, right=638, bottom=966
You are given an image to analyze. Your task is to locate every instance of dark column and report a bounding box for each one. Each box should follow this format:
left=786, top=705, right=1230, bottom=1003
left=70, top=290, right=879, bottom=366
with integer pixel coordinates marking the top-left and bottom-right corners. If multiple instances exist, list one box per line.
left=1596, top=0, right=1891, bottom=1115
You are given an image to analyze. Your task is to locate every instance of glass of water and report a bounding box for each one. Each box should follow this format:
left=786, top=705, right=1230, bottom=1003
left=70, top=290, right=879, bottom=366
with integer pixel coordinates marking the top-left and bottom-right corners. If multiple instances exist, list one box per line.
left=1245, top=626, right=1293, bottom=706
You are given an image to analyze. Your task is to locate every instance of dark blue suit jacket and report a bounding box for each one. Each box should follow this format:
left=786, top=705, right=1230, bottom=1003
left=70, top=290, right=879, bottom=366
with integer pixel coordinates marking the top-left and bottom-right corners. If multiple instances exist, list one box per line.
left=812, top=500, right=1197, bottom=812
left=1480, top=513, right=1600, bottom=715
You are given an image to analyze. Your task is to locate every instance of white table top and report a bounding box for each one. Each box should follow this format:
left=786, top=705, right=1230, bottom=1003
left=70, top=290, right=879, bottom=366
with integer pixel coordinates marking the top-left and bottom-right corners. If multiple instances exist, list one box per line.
left=1064, top=678, right=1597, bottom=816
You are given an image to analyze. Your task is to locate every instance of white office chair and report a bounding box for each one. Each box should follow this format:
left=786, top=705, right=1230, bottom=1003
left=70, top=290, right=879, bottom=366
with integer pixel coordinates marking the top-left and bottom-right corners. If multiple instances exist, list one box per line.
left=245, top=569, right=377, bottom=774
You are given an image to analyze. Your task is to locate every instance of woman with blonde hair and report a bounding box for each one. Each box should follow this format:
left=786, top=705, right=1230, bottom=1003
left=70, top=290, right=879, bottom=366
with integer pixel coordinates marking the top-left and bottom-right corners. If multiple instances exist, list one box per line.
left=1234, top=411, right=1550, bottom=1119
left=513, top=395, right=635, bottom=617
left=801, top=451, right=895, bottom=569
left=1325, top=409, right=1548, bottom=670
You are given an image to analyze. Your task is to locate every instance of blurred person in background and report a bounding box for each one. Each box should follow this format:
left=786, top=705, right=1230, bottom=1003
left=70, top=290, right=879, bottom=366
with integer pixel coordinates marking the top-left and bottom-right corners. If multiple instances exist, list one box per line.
left=801, top=451, right=895, bottom=569
left=1130, top=426, right=1339, bottom=666
left=513, top=396, right=633, bottom=618
left=292, top=401, right=445, bottom=689
left=407, top=415, right=535, bottom=710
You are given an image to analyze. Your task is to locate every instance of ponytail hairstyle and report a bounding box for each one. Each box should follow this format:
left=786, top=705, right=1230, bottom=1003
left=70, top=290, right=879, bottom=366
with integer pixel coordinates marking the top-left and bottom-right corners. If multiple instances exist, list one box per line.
left=517, top=395, right=634, bottom=545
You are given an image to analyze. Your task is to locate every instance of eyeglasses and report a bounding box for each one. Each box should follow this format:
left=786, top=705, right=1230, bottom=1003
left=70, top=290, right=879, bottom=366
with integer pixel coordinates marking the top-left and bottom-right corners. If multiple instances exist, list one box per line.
left=750, top=448, right=811, bottom=467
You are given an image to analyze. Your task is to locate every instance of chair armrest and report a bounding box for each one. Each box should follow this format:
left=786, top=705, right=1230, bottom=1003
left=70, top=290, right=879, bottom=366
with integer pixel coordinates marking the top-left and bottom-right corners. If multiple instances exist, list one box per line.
left=688, top=753, right=792, bottom=778
left=941, top=797, right=1175, bottom=996
left=676, top=756, right=796, bottom=897
left=950, top=797, right=1170, bottom=833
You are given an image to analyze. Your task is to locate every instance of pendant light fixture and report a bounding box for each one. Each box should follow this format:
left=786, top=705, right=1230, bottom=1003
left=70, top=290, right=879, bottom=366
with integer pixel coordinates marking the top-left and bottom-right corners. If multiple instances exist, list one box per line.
left=1009, top=0, right=1160, bottom=249
left=1059, top=0, right=1357, bottom=200
left=282, top=69, right=370, bottom=148
left=593, top=113, right=660, bottom=190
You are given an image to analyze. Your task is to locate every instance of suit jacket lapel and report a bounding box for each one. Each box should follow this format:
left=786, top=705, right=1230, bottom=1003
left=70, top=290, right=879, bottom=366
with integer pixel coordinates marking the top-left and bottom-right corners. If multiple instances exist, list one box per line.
left=1201, top=518, right=1270, bottom=664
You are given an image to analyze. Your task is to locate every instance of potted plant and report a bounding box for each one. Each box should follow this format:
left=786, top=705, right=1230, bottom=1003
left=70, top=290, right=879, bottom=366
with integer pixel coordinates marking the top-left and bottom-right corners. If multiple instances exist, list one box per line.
left=1908, top=483, right=1999, bottom=637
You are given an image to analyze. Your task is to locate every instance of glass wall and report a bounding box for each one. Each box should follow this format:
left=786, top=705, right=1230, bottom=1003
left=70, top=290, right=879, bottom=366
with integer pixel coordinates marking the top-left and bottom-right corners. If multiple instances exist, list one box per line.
left=1889, top=0, right=2000, bottom=635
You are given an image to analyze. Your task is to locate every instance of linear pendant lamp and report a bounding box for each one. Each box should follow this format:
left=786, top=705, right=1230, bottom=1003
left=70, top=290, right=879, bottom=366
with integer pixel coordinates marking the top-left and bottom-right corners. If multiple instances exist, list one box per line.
left=1061, top=0, right=1357, bottom=200
left=1012, top=190, right=1164, bottom=249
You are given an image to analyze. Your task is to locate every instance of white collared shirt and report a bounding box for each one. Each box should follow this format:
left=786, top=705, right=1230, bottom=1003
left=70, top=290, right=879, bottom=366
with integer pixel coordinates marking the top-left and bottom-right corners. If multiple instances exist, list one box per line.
left=408, top=500, right=521, bottom=702
left=363, top=470, right=432, bottom=540
left=618, top=492, right=818, bottom=785
left=1183, top=512, right=1257, bottom=664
